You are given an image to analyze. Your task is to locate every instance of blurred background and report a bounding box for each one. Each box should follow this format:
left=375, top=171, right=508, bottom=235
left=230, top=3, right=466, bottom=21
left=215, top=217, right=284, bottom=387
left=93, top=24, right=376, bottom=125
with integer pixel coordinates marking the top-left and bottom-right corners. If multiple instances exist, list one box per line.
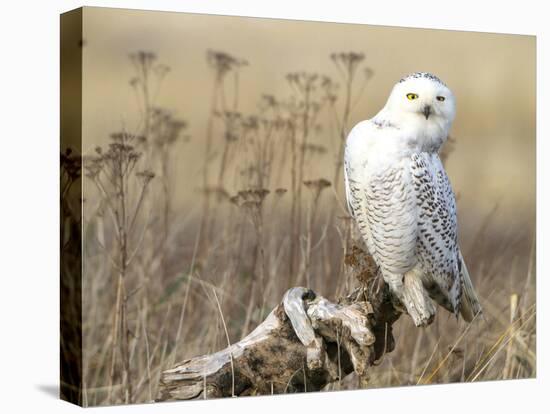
left=68, top=6, right=535, bottom=406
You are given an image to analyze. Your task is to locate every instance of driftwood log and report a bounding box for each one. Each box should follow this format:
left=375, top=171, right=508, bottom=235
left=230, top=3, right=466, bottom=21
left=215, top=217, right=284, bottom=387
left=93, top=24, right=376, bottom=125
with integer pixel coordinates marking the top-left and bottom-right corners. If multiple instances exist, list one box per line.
left=157, top=247, right=402, bottom=400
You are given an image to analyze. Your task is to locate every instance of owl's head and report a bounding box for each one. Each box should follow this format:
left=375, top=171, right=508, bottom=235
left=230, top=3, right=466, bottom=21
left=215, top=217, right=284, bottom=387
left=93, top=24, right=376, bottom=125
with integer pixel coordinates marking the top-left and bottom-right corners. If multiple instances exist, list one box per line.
left=385, top=72, right=456, bottom=127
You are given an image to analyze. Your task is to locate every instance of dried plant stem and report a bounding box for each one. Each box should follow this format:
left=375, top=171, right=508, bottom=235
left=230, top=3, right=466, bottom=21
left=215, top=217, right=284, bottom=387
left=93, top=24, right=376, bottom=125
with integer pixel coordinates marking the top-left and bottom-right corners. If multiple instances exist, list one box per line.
left=241, top=207, right=266, bottom=337
left=303, top=193, right=319, bottom=287
left=120, top=278, right=132, bottom=403
left=118, top=150, right=133, bottom=403
left=295, top=87, right=312, bottom=279
left=217, top=89, right=237, bottom=192
left=107, top=273, right=123, bottom=404
left=217, top=142, right=231, bottom=191
left=332, top=74, right=353, bottom=193
left=503, top=293, right=519, bottom=379
left=256, top=210, right=268, bottom=319
left=172, top=228, right=201, bottom=363
left=212, top=289, right=235, bottom=397
left=140, top=305, right=153, bottom=402
left=469, top=309, right=536, bottom=382
left=141, top=62, right=151, bottom=138
left=241, top=279, right=257, bottom=340
left=160, top=147, right=171, bottom=281
left=199, top=77, right=221, bottom=255
left=84, top=130, right=155, bottom=405
left=288, top=123, right=298, bottom=283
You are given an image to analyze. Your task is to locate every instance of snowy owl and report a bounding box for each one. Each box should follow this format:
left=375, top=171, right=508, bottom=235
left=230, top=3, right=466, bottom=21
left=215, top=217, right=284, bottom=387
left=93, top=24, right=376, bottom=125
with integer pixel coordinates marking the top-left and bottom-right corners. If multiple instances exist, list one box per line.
left=344, top=72, right=482, bottom=326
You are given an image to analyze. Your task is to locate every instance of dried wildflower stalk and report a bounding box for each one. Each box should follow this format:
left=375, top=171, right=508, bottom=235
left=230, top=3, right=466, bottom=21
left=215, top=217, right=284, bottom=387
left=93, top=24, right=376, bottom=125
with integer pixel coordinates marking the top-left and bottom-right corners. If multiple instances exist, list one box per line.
left=301, top=179, right=332, bottom=287
left=149, top=107, right=188, bottom=281
left=230, top=189, right=270, bottom=337
left=129, top=51, right=188, bottom=283
left=198, top=50, right=248, bottom=255
left=85, top=132, right=155, bottom=404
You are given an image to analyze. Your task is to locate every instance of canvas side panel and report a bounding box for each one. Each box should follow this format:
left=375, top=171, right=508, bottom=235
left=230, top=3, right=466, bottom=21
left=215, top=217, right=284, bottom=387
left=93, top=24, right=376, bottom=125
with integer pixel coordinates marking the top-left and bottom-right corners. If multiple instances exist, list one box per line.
left=60, top=7, right=83, bottom=407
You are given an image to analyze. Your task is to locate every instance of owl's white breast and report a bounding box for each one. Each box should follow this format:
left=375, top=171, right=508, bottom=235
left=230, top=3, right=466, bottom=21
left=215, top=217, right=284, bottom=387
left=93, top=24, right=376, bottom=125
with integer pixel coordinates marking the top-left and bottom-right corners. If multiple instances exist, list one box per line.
left=345, top=110, right=449, bottom=181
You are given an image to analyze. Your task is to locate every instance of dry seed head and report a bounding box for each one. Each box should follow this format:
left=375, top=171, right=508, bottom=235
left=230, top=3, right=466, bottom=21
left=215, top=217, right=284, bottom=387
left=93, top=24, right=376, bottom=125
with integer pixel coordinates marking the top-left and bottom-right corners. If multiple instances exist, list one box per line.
left=136, top=170, right=155, bottom=185
left=330, top=51, right=367, bottom=81
left=304, top=178, right=331, bottom=200
left=206, top=50, right=247, bottom=80
left=230, top=188, right=270, bottom=208
left=239, top=116, right=259, bottom=136
left=260, top=94, right=278, bottom=110
left=130, top=50, right=157, bottom=68
left=303, top=178, right=331, bottom=191
left=61, top=148, right=82, bottom=181
left=302, top=143, right=327, bottom=155
left=83, top=155, right=102, bottom=179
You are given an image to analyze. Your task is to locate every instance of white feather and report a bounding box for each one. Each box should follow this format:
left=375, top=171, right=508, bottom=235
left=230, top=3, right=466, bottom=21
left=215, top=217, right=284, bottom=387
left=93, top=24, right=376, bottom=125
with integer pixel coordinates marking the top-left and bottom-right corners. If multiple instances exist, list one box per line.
left=344, top=72, right=482, bottom=324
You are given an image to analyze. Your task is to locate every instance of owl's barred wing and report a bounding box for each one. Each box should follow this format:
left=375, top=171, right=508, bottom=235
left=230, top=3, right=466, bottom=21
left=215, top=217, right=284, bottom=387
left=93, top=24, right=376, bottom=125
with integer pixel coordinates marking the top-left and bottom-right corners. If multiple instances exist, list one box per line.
left=411, top=152, right=461, bottom=314
left=345, top=159, right=418, bottom=276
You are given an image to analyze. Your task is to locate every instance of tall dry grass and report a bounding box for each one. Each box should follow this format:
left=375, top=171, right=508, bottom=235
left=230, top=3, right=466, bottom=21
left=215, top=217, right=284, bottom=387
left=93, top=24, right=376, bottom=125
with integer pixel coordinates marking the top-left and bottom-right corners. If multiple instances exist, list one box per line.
left=75, top=49, right=535, bottom=406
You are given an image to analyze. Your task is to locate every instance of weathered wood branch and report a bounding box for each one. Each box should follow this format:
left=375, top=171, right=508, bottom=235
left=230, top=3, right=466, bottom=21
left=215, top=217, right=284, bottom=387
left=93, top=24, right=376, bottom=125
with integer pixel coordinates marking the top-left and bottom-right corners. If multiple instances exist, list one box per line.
left=157, top=247, right=402, bottom=400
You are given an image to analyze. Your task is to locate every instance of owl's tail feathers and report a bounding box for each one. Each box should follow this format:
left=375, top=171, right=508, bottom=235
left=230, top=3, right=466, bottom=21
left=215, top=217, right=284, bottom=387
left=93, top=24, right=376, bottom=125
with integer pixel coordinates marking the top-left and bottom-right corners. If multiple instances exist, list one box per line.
left=458, top=250, right=483, bottom=323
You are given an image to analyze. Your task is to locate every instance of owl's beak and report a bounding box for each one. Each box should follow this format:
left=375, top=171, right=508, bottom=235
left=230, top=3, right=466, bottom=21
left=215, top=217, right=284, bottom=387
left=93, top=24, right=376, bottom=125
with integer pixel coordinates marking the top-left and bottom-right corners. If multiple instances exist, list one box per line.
left=422, top=105, right=432, bottom=120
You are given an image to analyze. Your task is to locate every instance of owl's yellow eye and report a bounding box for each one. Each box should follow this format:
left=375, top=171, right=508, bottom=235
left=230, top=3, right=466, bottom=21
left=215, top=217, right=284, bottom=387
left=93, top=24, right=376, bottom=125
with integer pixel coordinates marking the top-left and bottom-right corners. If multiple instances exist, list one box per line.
left=436, top=96, right=446, bottom=101
left=406, top=93, right=419, bottom=100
